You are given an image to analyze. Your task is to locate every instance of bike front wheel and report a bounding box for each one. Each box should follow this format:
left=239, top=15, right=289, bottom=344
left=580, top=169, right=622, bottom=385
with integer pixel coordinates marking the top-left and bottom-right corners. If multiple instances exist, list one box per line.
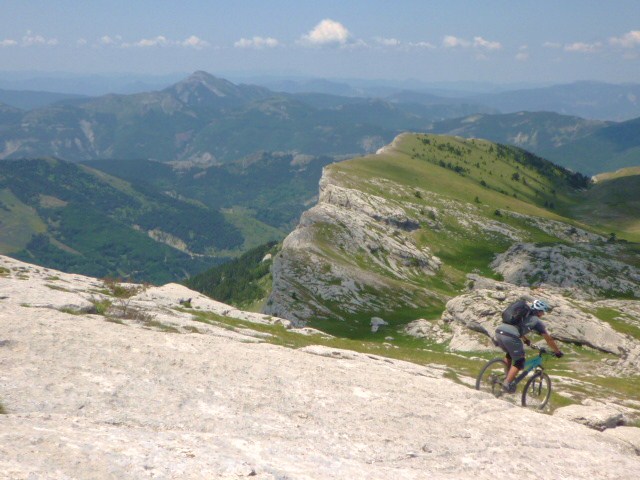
left=475, top=358, right=507, bottom=396
left=521, top=371, right=552, bottom=409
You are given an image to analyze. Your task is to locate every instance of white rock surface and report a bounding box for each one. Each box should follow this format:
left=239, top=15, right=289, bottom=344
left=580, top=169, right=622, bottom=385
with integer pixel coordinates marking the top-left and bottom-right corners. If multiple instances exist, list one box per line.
left=604, top=427, right=640, bottom=454
left=1, top=256, right=640, bottom=479
left=554, top=404, right=626, bottom=431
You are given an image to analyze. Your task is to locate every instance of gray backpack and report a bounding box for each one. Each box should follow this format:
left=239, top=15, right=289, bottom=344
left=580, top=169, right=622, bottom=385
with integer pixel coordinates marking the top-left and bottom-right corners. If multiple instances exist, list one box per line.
left=501, top=300, right=530, bottom=325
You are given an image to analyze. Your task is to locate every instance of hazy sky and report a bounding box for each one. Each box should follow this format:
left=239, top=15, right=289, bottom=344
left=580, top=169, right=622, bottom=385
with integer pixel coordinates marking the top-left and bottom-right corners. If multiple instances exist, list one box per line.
left=2, top=0, right=640, bottom=84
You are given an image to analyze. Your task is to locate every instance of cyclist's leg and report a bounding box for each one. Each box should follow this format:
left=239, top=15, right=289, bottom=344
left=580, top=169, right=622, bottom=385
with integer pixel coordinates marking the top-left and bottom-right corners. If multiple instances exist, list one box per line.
left=496, top=333, right=525, bottom=385
left=506, top=357, right=524, bottom=384
left=504, top=354, right=512, bottom=371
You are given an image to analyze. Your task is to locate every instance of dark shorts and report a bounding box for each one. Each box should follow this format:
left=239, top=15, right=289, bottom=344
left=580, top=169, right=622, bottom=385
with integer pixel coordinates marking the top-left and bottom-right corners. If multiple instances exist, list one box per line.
left=495, top=331, right=525, bottom=363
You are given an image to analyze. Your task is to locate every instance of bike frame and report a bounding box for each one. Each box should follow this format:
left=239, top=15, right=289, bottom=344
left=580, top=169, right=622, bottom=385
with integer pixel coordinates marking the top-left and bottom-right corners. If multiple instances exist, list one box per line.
left=514, top=351, right=544, bottom=385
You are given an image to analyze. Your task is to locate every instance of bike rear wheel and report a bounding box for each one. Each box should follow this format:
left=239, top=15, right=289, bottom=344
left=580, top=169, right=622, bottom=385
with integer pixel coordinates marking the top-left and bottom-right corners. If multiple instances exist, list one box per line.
left=475, top=358, right=507, bottom=396
left=521, top=371, right=552, bottom=409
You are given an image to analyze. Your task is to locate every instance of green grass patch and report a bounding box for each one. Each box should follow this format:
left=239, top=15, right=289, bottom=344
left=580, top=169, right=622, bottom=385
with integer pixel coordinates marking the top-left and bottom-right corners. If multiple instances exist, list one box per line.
left=142, top=319, right=180, bottom=333
left=45, top=284, right=71, bottom=292
left=58, top=307, right=83, bottom=315
left=90, top=298, right=112, bottom=315
left=592, top=307, right=640, bottom=340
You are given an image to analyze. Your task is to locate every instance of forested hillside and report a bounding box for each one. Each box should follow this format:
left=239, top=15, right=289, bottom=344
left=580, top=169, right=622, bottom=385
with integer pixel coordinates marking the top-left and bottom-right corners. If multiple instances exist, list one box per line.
left=0, top=158, right=243, bottom=282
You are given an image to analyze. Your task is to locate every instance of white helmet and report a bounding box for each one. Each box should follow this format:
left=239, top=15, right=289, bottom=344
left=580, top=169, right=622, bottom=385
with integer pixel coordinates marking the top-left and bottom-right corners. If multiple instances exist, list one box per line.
left=531, top=299, right=552, bottom=312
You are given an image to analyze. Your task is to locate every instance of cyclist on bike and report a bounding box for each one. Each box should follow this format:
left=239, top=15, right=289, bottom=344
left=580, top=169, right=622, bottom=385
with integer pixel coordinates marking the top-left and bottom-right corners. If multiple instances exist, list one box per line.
left=494, top=299, right=564, bottom=393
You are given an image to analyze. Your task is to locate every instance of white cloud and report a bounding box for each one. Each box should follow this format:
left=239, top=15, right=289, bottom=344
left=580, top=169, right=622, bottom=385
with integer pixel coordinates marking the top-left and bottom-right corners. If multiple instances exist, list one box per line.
left=610, top=30, right=640, bottom=48
left=131, top=36, right=169, bottom=48
left=0, top=39, right=18, bottom=47
left=543, top=42, right=562, bottom=49
left=473, top=36, right=501, bottom=50
left=408, top=41, right=436, bottom=49
left=374, top=38, right=435, bottom=50
left=442, top=35, right=470, bottom=48
left=112, top=35, right=208, bottom=49
left=99, top=35, right=121, bottom=46
left=300, top=19, right=350, bottom=46
left=515, top=52, right=529, bottom=61
left=443, top=35, right=500, bottom=51
left=375, top=37, right=401, bottom=47
left=22, top=31, right=58, bottom=46
left=181, top=35, right=209, bottom=49
left=564, top=41, right=602, bottom=53
left=77, top=38, right=88, bottom=46
left=234, top=36, right=279, bottom=49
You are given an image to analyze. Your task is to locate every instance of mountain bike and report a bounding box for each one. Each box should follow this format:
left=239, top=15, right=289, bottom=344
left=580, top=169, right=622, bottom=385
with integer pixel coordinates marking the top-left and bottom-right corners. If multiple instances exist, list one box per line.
left=475, top=344, right=553, bottom=409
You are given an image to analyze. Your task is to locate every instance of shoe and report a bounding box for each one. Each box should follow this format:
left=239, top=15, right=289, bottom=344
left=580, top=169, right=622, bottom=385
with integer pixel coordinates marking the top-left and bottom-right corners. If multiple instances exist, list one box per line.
left=502, top=382, right=517, bottom=394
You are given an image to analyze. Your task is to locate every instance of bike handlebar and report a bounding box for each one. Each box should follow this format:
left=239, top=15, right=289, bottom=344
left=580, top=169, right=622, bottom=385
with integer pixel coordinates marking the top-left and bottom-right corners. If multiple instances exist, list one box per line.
left=530, top=344, right=565, bottom=358
left=530, top=344, right=549, bottom=354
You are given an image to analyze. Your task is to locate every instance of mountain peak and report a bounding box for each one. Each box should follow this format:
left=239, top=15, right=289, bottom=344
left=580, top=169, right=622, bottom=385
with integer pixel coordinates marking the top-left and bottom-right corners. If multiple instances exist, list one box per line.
left=165, top=71, right=272, bottom=108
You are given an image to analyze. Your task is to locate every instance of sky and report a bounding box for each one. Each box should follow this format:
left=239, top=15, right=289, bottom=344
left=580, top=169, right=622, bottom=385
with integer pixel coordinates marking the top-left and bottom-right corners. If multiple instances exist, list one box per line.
left=1, top=0, right=640, bottom=85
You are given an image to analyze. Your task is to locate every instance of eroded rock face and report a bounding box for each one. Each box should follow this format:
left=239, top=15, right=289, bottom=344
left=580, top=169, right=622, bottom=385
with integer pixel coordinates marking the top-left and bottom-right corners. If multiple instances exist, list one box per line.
left=1, top=256, right=640, bottom=479
left=492, top=242, right=640, bottom=300
left=264, top=172, right=443, bottom=323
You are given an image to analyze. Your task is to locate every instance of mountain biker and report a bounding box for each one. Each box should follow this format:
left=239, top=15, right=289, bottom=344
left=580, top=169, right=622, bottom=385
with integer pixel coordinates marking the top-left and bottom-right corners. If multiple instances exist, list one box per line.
left=494, top=299, right=564, bottom=393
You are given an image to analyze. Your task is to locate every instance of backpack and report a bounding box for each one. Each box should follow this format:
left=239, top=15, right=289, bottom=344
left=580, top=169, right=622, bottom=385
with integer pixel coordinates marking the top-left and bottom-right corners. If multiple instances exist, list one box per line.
left=501, top=300, right=530, bottom=325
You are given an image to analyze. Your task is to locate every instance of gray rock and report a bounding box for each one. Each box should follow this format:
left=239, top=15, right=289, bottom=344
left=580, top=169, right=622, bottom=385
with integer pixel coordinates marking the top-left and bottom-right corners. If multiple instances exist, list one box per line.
left=554, top=404, right=626, bottom=431
left=492, top=242, right=640, bottom=300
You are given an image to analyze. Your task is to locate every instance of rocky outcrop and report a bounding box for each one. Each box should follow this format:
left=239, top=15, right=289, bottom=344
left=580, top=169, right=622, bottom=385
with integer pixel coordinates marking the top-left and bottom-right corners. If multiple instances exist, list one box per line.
left=492, top=242, right=640, bottom=300
left=264, top=171, right=443, bottom=323
left=1, top=256, right=640, bottom=479
left=554, top=403, right=627, bottom=431
left=403, top=275, right=640, bottom=374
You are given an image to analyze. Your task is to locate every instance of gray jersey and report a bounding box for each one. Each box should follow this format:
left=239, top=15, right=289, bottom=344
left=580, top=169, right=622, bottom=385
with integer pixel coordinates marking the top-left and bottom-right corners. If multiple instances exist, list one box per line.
left=497, top=314, right=547, bottom=337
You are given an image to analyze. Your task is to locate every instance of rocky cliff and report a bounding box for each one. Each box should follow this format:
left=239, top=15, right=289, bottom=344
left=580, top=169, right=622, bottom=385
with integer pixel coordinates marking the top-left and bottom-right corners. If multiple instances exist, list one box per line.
left=1, top=255, right=640, bottom=479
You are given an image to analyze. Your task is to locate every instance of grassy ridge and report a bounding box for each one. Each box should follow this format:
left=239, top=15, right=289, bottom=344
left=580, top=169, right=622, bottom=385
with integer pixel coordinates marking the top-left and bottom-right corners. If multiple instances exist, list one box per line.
left=329, top=134, right=597, bottom=293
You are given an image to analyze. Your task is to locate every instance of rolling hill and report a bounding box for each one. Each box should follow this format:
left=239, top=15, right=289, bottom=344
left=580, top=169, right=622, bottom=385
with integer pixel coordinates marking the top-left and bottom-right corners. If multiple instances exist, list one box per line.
left=545, top=117, right=640, bottom=175
left=0, top=158, right=248, bottom=283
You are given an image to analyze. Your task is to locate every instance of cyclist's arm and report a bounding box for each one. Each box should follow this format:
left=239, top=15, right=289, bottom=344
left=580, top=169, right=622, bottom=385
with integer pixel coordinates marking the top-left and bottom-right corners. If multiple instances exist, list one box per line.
left=542, top=333, right=561, bottom=354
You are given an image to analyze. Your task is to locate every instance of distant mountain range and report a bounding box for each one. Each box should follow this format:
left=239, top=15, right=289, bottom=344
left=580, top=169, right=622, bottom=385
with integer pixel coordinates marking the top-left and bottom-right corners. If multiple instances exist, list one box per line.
left=0, top=89, right=86, bottom=111
left=427, top=112, right=640, bottom=175
left=1, top=72, right=639, bottom=176
left=261, top=77, right=640, bottom=121
left=0, top=71, right=488, bottom=163
left=471, top=81, right=640, bottom=122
